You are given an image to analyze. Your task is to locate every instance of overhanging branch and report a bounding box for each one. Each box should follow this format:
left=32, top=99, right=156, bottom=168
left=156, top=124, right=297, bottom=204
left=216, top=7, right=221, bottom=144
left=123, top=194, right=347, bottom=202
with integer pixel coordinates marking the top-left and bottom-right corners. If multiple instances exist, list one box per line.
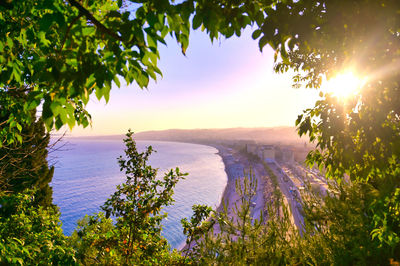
left=68, top=0, right=123, bottom=42
left=60, top=13, right=83, bottom=51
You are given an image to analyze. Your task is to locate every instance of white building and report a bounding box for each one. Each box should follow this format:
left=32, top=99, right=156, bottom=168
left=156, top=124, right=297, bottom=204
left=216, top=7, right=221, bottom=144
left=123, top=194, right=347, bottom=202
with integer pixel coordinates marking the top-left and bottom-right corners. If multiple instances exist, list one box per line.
left=281, top=148, right=294, bottom=163
left=262, top=146, right=275, bottom=162
left=246, top=144, right=258, bottom=155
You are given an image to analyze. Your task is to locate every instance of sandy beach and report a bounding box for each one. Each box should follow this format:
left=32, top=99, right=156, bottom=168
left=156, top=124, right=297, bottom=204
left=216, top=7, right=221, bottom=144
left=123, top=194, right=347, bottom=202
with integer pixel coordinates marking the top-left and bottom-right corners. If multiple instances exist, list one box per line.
left=180, top=144, right=272, bottom=251
left=214, top=145, right=273, bottom=226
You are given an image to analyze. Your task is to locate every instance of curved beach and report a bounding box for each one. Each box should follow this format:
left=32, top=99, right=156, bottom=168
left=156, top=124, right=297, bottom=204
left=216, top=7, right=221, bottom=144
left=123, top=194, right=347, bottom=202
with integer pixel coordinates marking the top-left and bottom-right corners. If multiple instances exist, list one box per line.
left=180, top=144, right=270, bottom=250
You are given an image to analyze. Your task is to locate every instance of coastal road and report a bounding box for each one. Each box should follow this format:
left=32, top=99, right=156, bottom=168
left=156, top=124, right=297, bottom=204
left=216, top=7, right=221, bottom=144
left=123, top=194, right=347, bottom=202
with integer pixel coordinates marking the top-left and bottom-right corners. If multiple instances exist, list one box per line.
left=251, top=163, right=267, bottom=221
left=266, top=162, right=305, bottom=233
left=215, top=146, right=304, bottom=236
left=234, top=151, right=267, bottom=222
left=215, top=145, right=305, bottom=235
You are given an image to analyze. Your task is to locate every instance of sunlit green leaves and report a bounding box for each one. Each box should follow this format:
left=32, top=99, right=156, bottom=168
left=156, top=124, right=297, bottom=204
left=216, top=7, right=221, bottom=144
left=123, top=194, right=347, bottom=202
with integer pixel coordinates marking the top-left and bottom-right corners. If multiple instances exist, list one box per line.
left=0, top=0, right=200, bottom=142
left=0, top=190, right=76, bottom=264
left=0, top=0, right=267, bottom=144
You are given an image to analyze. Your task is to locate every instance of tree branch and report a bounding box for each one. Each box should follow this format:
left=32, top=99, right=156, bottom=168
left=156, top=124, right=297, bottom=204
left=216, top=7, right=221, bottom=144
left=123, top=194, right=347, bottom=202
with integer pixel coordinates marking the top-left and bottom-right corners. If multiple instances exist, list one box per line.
left=68, top=0, right=123, bottom=42
left=60, top=13, right=83, bottom=52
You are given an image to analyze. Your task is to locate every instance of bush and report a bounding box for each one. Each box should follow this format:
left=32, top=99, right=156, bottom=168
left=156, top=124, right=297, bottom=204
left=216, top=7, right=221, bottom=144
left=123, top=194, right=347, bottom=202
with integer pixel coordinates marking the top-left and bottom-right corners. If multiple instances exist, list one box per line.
left=0, top=190, right=76, bottom=265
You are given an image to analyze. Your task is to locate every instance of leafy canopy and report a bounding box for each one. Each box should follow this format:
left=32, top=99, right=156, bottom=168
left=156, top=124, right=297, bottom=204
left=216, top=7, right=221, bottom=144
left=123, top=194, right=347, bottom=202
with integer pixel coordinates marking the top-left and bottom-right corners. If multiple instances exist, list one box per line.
left=0, top=106, right=54, bottom=208
left=0, top=0, right=266, bottom=145
left=0, top=0, right=193, bottom=145
left=259, top=0, right=400, bottom=248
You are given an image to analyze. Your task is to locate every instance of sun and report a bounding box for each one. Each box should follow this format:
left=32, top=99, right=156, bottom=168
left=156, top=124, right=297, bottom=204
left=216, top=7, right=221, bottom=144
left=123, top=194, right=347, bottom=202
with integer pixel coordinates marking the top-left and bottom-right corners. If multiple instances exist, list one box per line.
left=322, top=71, right=366, bottom=99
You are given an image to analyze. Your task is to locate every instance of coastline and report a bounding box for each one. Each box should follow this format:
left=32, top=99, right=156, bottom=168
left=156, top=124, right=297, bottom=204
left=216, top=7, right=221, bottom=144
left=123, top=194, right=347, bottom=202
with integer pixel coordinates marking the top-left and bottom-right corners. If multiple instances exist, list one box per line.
left=215, top=146, right=232, bottom=213
left=213, top=146, right=242, bottom=214
left=141, top=140, right=303, bottom=242
left=133, top=139, right=268, bottom=251
left=177, top=144, right=236, bottom=251
left=179, top=143, right=258, bottom=251
left=177, top=143, right=236, bottom=251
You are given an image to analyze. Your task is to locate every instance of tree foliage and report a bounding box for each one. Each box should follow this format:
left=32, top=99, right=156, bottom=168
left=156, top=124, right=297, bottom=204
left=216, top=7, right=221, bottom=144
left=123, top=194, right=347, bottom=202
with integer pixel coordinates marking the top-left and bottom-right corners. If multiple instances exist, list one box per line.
left=252, top=0, right=400, bottom=249
left=0, top=190, right=76, bottom=265
left=0, top=0, right=274, bottom=145
left=0, top=102, right=54, bottom=208
left=70, top=131, right=187, bottom=264
left=181, top=204, right=213, bottom=258
left=185, top=174, right=398, bottom=265
left=0, top=0, right=195, bottom=144
left=186, top=0, right=400, bottom=253
left=298, top=181, right=393, bottom=265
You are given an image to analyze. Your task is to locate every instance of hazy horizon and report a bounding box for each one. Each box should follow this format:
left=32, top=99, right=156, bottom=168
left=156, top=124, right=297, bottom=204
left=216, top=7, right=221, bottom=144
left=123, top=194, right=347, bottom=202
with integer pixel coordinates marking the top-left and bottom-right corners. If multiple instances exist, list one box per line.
left=56, top=126, right=309, bottom=150
left=60, top=125, right=296, bottom=137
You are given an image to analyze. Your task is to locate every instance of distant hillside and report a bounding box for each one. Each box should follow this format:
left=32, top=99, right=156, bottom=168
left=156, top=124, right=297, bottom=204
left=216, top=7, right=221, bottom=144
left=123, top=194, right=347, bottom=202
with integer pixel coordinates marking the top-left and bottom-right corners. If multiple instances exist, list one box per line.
left=133, top=127, right=310, bottom=147
left=63, top=127, right=313, bottom=162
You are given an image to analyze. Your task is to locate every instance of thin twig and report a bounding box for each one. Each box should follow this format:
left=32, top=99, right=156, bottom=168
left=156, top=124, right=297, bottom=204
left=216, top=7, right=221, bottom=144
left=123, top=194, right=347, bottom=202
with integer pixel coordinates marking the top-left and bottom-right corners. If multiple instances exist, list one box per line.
left=68, top=0, right=123, bottom=42
left=60, top=13, right=83, bottom=52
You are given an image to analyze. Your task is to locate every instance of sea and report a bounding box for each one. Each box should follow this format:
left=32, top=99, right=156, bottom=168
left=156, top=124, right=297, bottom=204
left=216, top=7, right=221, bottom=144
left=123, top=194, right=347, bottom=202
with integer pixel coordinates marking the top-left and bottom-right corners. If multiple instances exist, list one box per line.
left=51, top=137, right=227, bottom=249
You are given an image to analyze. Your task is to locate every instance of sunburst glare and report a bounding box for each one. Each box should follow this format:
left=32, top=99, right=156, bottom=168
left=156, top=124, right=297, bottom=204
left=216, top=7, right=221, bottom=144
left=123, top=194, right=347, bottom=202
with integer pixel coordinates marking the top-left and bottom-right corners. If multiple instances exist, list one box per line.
left=322, top=71, right=367, bottom=99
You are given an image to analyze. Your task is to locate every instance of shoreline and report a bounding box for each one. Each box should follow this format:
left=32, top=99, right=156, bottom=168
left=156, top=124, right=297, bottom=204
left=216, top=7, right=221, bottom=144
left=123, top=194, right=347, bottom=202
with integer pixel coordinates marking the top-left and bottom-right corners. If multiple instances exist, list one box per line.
left=179, top=144, right=251, bottom=251
left=177, top=144, right=235, bottom=251
left=214, top=146, right=234, bottom=213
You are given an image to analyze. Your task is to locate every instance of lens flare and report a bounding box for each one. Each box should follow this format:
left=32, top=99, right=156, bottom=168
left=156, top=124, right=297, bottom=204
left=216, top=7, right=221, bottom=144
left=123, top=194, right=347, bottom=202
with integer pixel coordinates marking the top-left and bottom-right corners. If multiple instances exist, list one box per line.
left=322, top=71, right=366, bottom=99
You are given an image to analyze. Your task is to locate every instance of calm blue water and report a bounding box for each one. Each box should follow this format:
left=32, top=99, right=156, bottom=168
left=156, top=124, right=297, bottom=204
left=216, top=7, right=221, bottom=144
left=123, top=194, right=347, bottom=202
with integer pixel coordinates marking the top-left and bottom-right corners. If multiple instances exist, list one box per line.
left=51, top=138, right=227, bottom=249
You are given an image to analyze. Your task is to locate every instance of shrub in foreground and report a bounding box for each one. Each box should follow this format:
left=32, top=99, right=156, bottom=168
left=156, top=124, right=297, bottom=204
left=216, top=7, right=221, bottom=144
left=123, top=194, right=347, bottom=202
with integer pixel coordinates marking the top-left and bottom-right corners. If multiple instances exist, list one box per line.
left=0, top=190, right=75, bottom=265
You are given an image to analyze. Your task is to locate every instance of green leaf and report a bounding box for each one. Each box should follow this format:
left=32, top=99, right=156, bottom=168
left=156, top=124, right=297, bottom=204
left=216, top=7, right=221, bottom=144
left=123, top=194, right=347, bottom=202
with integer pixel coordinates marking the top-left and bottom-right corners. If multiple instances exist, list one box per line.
left=147, top=34, right=157, bottom=48
left=59, top=108, right=68, bottom=125
left=252, top=29, right=262, bottom=40
left=44, top=117, right=54, bottom=131
left=15, top=134, right=22, bottom=143
left=6, top=36, right=13, bottom=49
left=40, top=13, right=54, bottom=31
left=82, top=27, right=95, bottom=36
left=9, top=120, right=16, bottom=128
left=258, top=35, right=269, bottom=51
left=11, top=257, right=24, bottom=265
left=66, top=58, right=78, bottom=68
left=192, top=14, right=202, bottom=30
left=67, top=115, right=75, bottom=130
left=55, top=117, right=63, bottom=129
left=50, top=101, right=61, bottom=116
left=104, top=83, right=111, bottom=103
left=95, top=87, right=104, bottom=101
left=113, top=76, right=121, bottom=88
left=38, top=31, right=50, bottom=47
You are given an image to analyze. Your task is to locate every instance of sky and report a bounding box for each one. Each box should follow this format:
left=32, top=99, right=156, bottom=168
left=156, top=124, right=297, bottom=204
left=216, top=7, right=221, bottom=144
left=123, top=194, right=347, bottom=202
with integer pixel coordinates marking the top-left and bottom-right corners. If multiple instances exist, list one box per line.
left=70, top=27, right=319, bottom=136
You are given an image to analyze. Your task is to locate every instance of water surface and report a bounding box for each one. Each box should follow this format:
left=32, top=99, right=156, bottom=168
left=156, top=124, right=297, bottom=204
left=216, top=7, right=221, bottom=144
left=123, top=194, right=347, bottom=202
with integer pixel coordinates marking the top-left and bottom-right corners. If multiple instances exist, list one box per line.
left=51, top=138, right=227, bottom=249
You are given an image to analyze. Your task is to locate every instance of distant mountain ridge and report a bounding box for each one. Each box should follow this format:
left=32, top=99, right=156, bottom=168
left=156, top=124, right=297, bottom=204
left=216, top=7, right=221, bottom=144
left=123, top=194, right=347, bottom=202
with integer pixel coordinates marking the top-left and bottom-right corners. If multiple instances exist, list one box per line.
left=65, top=127, right=309, bottom=147
left=133, top=127, right=308, bottom=146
